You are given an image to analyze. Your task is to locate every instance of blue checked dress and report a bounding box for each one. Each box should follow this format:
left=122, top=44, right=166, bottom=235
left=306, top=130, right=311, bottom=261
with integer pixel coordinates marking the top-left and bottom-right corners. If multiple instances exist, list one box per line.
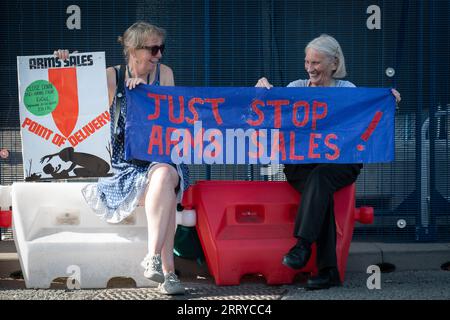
left=82, top=64, right=189, bottom=223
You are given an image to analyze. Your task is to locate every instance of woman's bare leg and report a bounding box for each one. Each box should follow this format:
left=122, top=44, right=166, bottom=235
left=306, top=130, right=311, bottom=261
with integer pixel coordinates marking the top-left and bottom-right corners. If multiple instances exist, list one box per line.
left=144, top=164, right=179, bottom=257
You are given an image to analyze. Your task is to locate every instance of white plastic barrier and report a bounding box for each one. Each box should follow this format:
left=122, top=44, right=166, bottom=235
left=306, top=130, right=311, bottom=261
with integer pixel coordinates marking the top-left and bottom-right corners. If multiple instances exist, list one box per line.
left=0, top=185, right=12, bottom=210
left=11, top=182, right=196, bottom=289
left=0, top=185, right=13, bottom=230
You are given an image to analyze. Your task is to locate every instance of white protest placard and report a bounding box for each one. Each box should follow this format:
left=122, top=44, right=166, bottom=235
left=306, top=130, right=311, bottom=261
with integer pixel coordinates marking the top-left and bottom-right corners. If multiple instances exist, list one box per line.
left=17, top=52, right=112, bottom=181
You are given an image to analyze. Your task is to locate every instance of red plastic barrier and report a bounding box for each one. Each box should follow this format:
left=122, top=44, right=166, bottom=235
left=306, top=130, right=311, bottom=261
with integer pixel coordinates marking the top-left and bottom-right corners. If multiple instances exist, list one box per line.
left=182, top=181, right=373, bottom=286
left=0, top=210, right=12, bottom=228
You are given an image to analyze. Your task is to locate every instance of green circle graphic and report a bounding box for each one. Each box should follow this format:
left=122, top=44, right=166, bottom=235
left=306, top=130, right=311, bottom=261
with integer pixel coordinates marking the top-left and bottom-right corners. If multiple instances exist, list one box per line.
left=24, top=80, right=59, bottom=116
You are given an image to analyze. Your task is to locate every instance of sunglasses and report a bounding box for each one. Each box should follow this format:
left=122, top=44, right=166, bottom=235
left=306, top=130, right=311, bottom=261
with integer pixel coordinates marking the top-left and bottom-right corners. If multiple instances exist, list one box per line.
left=140, top=44, right=165, bottom=55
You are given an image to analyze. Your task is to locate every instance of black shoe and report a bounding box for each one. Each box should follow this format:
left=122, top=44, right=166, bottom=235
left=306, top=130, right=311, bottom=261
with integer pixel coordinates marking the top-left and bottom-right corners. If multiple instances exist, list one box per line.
left=282, top=244, right=312, bottom=270
left=306, top=267, right=342, bottom=290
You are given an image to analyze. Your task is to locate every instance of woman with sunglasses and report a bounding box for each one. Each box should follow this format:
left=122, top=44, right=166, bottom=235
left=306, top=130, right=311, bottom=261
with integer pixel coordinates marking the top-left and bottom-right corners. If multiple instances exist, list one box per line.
left=255, top=34, right=401, bottom=290
left=54, top=22, right=188, bottom=295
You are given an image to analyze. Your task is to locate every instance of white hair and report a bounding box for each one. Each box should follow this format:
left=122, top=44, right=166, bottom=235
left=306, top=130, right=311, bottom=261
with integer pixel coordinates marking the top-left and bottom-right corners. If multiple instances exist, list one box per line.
left=306, top=34, right=347, bottom=78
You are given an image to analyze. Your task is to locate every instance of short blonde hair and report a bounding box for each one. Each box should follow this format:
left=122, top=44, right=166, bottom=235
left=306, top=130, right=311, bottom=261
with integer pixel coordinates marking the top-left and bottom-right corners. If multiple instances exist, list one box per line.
left=306, top=34, right=347, bottom=78
left=118, top=21, right=166, bottom=60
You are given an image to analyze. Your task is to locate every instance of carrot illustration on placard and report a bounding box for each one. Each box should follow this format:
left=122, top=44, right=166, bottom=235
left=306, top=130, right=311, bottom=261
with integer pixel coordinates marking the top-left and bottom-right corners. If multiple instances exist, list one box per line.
left=48, top=68, right=79, bottom=137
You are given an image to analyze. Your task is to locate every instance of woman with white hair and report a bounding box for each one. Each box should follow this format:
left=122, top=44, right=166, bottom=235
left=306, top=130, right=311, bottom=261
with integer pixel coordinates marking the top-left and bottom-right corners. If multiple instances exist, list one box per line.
left=256, top=34, right=401, bottom=290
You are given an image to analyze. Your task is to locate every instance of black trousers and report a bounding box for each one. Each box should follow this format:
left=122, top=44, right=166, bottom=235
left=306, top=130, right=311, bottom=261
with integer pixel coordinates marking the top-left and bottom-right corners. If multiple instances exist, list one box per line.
left=284, top=163, right=361, bottom=270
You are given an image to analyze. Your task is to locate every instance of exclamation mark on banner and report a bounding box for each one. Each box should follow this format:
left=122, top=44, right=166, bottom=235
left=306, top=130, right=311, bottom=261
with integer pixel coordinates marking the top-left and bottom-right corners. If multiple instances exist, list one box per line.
left=357, top=111, right=383, bottom=151
left=48, top=68, right=79, bottom=137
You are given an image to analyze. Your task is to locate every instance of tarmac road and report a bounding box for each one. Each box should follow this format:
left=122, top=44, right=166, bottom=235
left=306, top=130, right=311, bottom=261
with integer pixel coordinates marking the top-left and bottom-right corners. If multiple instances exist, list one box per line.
left=1, top=270, right=449, bottom=300
left=1, top=240, right=449, bottom=301
left=283, top=270, right=450, bottom=300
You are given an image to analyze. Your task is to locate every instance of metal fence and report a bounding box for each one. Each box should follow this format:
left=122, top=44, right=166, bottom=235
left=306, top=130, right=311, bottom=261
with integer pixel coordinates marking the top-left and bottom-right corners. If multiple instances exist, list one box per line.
left=1, top=0, right=449, bottom=242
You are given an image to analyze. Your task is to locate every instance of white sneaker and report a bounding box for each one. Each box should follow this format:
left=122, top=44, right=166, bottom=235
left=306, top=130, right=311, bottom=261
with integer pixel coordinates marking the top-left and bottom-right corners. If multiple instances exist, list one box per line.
left=140, top=254, right=164, bottom=283
left=159, top=272, right=185, bottom=295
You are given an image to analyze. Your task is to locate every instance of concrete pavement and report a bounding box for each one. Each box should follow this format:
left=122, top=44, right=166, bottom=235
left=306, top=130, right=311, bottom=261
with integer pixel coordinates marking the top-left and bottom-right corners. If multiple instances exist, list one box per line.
left=1, top=240, right=449, bottom=300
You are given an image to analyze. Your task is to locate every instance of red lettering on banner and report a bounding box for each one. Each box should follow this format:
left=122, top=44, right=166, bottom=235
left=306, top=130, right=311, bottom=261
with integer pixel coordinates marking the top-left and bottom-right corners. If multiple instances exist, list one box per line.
left=140, top=126, right=342, bottom=163
left=289, top=131, right=305, bottom=160
left=308, top=133, right=322, bottom=159
left=325, top=133, right=340, bottom=160
left=204, top=130, right=222, bottom=159
left=172, top=128, right=192, bottom=159
left=270, top=131, right=280, bottom=161
left=247, top=99, right=265, bottom=126
left=267, top=100, right=290, bottom=128
left=193, top=126, right=205, bottom=159
left=204, top=98, right=225, bottom=125
left=147, top=93, right=166, bottom=120
left=134, top=88, right=340, bottom=163
left=277, top=132, right=287, bottom=161
left=148, top=125, right=163, bottom=155
left=165, top=127, right=179, bottom=155
left=186, top=98, right=202, bottom=124
left=146, top=94, right=226, bottom=126
left=249, top=130, right=265, bottom=159
left=312, top=101, right=328, bottom=130
left=292, top=101, right=310, bottom=127
left=168, top=96, right=184, bottom=124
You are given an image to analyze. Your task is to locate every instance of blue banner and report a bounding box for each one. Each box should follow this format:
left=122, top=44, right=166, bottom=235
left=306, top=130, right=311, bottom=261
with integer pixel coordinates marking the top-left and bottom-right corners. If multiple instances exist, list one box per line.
left=125, top=86, right=395, bottom=164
